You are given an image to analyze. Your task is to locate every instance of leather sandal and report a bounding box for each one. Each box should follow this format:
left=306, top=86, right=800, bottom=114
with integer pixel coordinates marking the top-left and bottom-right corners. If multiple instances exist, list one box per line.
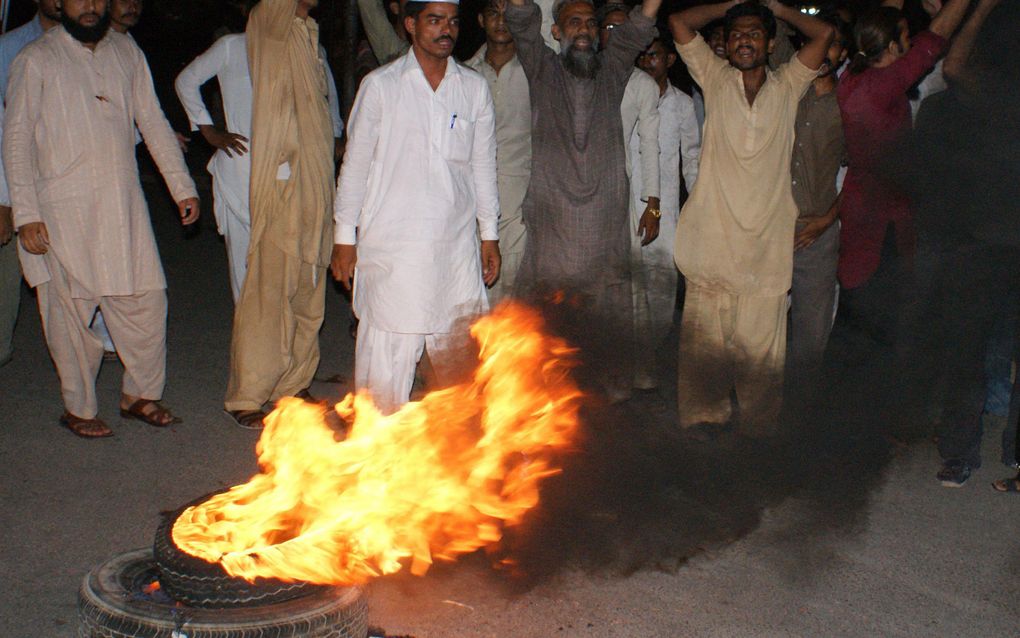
left=60, top=412, right=114, bottom=438
left=120, top=399, right=181, bottom=427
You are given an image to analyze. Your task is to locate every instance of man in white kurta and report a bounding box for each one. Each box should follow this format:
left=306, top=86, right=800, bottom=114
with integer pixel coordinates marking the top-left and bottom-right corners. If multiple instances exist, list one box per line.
left=629, top=37, right=701, bottom=389
left=465, top=0, right=530, bottom=305
left=333, top=0, right=500, bottom=413
left=3, top=4, right=199, bottom=435
left=175, top=31, right=345, bottom=302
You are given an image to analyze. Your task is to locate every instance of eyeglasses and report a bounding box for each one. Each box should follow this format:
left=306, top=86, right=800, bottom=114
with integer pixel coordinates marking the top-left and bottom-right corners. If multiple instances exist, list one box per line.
left=601, top=23, right=622, bottom=31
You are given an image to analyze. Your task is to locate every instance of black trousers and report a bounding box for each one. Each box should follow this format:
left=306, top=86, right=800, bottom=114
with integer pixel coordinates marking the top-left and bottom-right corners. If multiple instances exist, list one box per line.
left=936, top=242, right=1020, bottom=467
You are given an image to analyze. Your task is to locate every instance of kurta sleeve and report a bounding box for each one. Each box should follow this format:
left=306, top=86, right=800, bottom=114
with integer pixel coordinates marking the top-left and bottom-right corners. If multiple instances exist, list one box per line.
left=675, top=34, right=728, bottom=96
left=779, top=54, right=819, bottom=101
left=356, top=0, right=408, bottom=64
left=0, top=102, right=9, bottom=207
left=472, top=82, right=499, bottom=241
left=323, top=52, right=345, bottom=138
left=603, top=8, right=656, bottom=86
left=677, top=92, right=701, bottom=191
left=2, top=53, right=43, bottom=227
left=334, top=76, right=383, bottom=245
left=504, top=0, right=556, bottom=81
left=634, top=73, right=660, bottom=201
left=174, top=35, right=230, bottom=131
left=132, top=46, right=198, bottom=203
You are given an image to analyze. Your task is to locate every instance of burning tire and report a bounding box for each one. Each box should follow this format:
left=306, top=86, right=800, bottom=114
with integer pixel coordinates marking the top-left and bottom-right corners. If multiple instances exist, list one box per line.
left=154, top=493, right=325, bottom=608
left=78, top=549, right=368, bottom=638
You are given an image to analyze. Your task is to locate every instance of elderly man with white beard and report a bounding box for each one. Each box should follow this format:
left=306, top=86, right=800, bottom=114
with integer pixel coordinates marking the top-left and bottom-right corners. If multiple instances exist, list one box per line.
left=505, top=0, right=660, bottom=401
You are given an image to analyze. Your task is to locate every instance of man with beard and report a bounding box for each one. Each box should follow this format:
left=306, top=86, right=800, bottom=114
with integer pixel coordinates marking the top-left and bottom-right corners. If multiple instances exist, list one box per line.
left=504, top=0, right=660, bottom=401
left=223, top=0, right=338, bottom=429
left=332, top=0, right=500, bottom=413
left=466, top=0, right=530, bottom=305
left=0, top=0, right=61, bottom=368
left=3, top=0, right=200, bottom=437
left=668, top=0, right=833, bottom=435
left=786, top=12, right=848, bottom=392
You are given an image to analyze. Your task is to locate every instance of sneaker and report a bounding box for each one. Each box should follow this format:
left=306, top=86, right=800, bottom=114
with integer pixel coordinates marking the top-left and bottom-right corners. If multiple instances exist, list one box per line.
left=937, top=459, right=972, bottom=488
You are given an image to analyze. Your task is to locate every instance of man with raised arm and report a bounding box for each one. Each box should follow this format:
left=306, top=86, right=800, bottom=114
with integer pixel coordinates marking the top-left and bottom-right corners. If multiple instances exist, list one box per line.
left=332, top=0, right=500, bottom=413
left=175, top=1, right=344, bottom=303
left=504, top=0, right=661, bottom=400
left=223, top=0, right=337, bottom=429
left=668, top=0, right=833, bottom=435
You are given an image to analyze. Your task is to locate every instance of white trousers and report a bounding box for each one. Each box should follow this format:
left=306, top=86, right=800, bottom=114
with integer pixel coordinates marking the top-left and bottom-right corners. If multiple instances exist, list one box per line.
left=631, top=209, right=680, bottom=389
left=221, top=203, right=251, bottom=303
left=354, top=323, right=451, bottom=414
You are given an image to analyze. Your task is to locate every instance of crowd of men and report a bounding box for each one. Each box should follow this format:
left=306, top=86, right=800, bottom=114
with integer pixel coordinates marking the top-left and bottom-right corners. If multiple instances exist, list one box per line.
left=0, top=0, right=1016, bottom=492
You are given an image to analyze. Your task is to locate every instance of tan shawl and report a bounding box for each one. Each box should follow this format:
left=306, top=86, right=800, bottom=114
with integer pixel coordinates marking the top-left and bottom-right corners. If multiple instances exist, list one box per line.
left=246, top=0, right=335, bottom=266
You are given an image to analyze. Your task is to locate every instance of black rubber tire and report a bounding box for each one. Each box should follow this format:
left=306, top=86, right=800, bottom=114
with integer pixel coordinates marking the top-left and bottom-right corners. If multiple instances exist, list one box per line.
left=78, top=549, right=368, bottom=638
left=154, top=492, right=324, bottom=608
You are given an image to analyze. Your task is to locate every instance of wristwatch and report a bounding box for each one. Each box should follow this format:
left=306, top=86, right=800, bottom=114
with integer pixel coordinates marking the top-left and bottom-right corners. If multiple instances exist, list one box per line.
left=647, top=207, right=662, bottom=219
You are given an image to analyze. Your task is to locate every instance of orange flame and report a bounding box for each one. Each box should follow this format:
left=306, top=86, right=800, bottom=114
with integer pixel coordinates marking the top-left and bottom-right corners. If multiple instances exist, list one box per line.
left=171, top=302, right=583, bottom=585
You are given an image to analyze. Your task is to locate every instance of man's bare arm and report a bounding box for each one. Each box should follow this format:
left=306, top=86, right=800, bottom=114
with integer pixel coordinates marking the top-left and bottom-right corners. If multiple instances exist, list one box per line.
left=640, top=0, right=664, bottom=20
left=669, top=1, right=738, bottom=46
left=765, top=0, right=834, bottom=71
left=942, top=0, right=999, bottom=79
left=928, top=0, right=974, bottom=39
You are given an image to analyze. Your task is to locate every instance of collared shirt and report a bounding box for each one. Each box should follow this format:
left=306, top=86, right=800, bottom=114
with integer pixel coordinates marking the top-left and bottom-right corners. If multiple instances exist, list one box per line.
left=630, top=82, right=700, bottom=217
left=621, top=68, right=660, bottom=206
left=4, top=27, right=197, bottom=295
left=464, top=44, right=531, bottom=180
left=674, top=34, right=817, bottom=296
left=174, top=33, right=344, bottom=225
left=791, top=84, right=844, bottom=221
left=0, top=15, right=44, bottom=101
left=334, top=50, right=498, bottom=333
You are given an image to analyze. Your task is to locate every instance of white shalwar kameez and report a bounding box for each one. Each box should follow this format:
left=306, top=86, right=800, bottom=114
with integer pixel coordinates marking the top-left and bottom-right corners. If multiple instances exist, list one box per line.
left=628, top=82, right=700, bottom=388
left=335, top=50, right=499, bottom=412
left=174, top=33, right=344, bottom=301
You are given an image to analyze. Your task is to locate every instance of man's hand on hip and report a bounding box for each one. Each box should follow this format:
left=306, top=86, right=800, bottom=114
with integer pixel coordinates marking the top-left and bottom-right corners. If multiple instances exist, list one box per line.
left=481, top=240, right=501, bottom=287
left=331, top=243, right=357, bottom=290
left=177, top=198, right=200, bottom=225
left=0, top=206, right=13, bottom=246
left=18, top=221, right=49, bottom=254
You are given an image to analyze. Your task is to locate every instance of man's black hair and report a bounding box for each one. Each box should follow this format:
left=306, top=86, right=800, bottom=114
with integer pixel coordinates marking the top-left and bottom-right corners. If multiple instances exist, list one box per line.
left=723, top=2, right=777, bottom=41
left=404, top=0, right=428, bottom=20
left=596, top=2, right=628, bottom=25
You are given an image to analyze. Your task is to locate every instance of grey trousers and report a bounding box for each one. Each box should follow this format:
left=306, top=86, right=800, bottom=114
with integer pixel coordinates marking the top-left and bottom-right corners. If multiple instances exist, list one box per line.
left=0, top=238, right=20, bottom=364
left=788, top=221, right=839, bottom=384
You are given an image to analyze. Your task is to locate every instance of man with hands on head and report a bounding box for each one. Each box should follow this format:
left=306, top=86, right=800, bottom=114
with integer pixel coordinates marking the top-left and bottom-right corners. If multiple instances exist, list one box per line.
left=332, top=0, right=500, bottom=413
left=668, top=0, right=833, bottom=435
left=3, top=0, right=200, bottom=437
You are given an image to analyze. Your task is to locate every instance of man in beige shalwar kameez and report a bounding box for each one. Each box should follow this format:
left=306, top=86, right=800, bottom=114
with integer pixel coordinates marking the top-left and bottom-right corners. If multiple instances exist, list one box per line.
left=224, top=0, right=335, bottom=429
left=3, top=0, right=199, bottom=437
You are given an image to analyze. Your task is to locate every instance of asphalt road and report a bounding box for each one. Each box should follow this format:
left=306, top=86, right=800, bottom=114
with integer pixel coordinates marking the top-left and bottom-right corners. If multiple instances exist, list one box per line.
left=0, top=178, right=1017, bottom=637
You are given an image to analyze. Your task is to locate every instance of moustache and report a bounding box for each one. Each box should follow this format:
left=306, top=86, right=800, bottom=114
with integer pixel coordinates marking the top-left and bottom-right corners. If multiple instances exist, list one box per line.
left=433, top=35, right=454, bottom=44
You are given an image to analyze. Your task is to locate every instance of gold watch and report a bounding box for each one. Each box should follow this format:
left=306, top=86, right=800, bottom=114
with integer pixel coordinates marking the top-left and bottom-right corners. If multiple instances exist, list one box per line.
left=647, top=207, right=662, bottom=219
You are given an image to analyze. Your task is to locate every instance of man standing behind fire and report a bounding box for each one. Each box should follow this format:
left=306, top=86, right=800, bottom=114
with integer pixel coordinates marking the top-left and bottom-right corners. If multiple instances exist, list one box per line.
left=504, top=0, right=661, bottom=400
left=332, top=0, right=501, bottom=413
left=3, top=0, right=200, bottom=437
left=224, top=0, right=336, bottom=429
left=668, top=0, right=833, bottom=435
left=466, top=0, right=530, bottom=304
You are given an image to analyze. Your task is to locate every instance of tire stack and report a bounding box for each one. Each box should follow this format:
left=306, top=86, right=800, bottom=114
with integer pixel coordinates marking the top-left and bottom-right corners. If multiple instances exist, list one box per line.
left=77, top=496, right=368, bottom=638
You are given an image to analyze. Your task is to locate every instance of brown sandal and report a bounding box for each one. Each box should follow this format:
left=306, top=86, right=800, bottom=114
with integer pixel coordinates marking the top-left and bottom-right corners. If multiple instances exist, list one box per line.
left=60, top=412, right=114, bottom=438
left=119, top=399, right=181, bottom=427
left=224, top=409, right=267, bottom=430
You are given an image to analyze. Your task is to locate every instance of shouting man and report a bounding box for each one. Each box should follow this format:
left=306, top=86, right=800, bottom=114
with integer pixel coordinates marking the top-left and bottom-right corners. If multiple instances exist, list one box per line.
left=224, top=0, right=337, bottom=429
left=3, top=0, right=200, bottom=437
left=333, top=0, right=500, bottom=413
left=669, top=0, right=833, bottom=435
left=505, top=0, right=661, bottom=400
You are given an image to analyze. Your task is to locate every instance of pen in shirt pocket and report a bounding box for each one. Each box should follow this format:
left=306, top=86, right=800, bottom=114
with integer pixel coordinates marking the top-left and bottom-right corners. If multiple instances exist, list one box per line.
left=450, top=113, right=457, bottom=129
